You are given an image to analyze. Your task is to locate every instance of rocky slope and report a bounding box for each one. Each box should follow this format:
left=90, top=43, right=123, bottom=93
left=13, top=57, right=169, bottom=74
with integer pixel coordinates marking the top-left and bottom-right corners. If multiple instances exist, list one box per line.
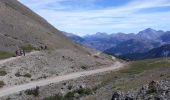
left=111, top=80, right=170, bottom=100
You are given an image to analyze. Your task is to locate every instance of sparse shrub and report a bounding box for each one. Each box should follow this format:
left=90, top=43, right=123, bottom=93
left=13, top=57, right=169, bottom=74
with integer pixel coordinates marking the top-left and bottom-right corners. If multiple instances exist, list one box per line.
left=43, top=94, right=64, bottom=100
left=15, top=72, right=31, bottom=78
left=65, top=92, right=74, bottom=100
left=95, top=61, right=103, bottom=66
left=114, top=76, right=118, bottom=79
left=67, top=85, right=73, bottom=90
left=81, top=66, right=87, bottom=70
left=15, top=72, right=21, bottom=77
left=25, top=86, right=39, bottom=97
left=23, top=73, right=32, bottom=78
left=160, top=74, right=164, bottom=77
left=0, top=51, right=14, bottom=60
left=76, top=88, right=92, bottom=95
left=63, top=83, right=67, bottom=85
left=13, top=37, right=18, bottom=40
left=147, top=81, right=157, bottom=94
left=0, top=69, right=7, bottom=76
left=93, top=55, right=100, bottom=58
left=43, top=88, right=93, bottom=100
left=0, top=81, right=5, bottom=88
left=4, top=34, right=10, bottom=37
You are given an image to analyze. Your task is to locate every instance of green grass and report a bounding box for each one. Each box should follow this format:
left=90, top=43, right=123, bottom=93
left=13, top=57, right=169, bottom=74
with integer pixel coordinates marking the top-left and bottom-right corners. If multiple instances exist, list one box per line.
left=0, top=51, right=14, bottom=60
left=93, top=58, right=170, bottom=92
left=0, top=81, right=5, bottom=88
left=120, top=58, right=170, bottom=75
left=0, top=68, right=7, bottom=76
left=21, top=44, right=36, bottom=52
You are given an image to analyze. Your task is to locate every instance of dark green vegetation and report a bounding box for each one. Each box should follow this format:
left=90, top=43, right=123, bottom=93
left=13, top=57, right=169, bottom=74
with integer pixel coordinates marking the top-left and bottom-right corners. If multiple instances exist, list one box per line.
left=43, top=88, right=93, bottom=100
left=0, top=51, right=14, bottom=60
left=0, top=81, right=5, bottom=88
left=0, top=68, right=7, bottom=76
left=15, top=72, right=32, bottom=78
left=25, top=87, right=39, bottom=97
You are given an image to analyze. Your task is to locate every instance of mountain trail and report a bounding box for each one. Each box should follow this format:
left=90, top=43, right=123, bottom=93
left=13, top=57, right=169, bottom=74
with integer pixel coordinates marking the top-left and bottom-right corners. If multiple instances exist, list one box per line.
left=0, top=61, right=124, bottom=97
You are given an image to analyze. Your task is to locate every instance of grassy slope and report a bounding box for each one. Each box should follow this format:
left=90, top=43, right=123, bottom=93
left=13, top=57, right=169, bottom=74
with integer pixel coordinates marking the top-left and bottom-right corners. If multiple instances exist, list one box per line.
left=79, top=58, right=169, bottom=100
left=96, top=58, right=170, bottom=92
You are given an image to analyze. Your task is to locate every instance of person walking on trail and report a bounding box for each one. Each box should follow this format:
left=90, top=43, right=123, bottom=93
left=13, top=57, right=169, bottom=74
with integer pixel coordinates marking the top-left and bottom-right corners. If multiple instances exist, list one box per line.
left=40, top=46, right=43, bottom=50
left=23, top=49, right=25, bottom=56
left=15, top=50, right=19, bottom=56
left=20, top=49, right=23, bottom=56
left=44, top=45, right=47, bottom=50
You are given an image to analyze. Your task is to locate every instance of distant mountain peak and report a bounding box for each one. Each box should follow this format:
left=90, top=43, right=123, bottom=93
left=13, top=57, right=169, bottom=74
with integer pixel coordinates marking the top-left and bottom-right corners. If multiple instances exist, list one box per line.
left=139, top=28, right=156, bottom=33
left=95, top=32, right=108, bottom=36
left=145, top=28, right=155, bottom=31
left=137, top=28, right=164, bottom=40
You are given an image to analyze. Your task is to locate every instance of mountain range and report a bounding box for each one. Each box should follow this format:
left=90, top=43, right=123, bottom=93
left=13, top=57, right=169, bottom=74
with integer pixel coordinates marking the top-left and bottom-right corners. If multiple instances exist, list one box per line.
left=64, top=28, right=170, bottom=60
left=120, top=44, right=170, bottom=60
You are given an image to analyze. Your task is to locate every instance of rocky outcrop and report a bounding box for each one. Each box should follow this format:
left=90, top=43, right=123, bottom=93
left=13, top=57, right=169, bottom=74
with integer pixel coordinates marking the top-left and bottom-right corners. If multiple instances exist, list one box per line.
left=111, top=80, right=170, bottom=100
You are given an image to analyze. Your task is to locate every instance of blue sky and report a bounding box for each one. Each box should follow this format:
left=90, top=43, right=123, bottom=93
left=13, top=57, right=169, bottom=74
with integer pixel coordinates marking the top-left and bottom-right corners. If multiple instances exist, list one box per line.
left=20, top=0, right=170, bottom=36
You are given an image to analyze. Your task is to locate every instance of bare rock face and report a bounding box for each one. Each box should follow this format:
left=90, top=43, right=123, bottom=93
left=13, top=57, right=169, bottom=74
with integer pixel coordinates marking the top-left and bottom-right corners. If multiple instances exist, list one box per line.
left=111, top=80, right=170, bottom=100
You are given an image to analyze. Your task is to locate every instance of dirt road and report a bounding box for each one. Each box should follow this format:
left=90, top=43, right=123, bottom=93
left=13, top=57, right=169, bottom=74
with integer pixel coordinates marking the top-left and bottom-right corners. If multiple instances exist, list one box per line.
left=0, top=61, right=123, bottom=97
left=0, top=51, right=39, bottom=65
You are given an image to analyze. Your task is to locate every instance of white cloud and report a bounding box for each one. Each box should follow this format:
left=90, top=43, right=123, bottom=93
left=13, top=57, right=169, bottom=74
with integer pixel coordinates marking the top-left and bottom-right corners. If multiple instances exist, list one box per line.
left=20, top=0, right=170, bottom=35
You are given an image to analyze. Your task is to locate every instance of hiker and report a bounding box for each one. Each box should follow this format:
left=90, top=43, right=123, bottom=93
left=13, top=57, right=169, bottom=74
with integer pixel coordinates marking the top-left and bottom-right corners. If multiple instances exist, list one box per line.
left=15, top=50, right=19, bottom=56
left=23, top=49, right=25, bottom=56
left=40, top=46, right=43, bottom=50
left=44, top=45, right=47, bottom=50
left=19, top=49, right=23, bottom=56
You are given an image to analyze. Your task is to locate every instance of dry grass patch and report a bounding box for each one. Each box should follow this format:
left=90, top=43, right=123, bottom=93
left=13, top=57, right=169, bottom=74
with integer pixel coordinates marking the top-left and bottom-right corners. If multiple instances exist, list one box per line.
left=0, top=81, right=5, bottom=88
left=0, top=68, right=7, bottom=76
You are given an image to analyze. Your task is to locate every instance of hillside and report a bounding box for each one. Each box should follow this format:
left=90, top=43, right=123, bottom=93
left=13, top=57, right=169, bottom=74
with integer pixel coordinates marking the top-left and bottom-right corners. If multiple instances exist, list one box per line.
left=0, top=0, right=77, bottom=53
left=62, top=32, right=85, bottom=43
left=82, top=58, right=170, bottom=100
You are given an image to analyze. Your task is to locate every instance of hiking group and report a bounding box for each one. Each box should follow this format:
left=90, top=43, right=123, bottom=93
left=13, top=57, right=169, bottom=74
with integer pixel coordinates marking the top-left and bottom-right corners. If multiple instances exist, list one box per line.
left=15, top=49, right=25, bottom=57
left=40, top=45, right=47, bottom=50
left=15, top=45, right=47, bottom=57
